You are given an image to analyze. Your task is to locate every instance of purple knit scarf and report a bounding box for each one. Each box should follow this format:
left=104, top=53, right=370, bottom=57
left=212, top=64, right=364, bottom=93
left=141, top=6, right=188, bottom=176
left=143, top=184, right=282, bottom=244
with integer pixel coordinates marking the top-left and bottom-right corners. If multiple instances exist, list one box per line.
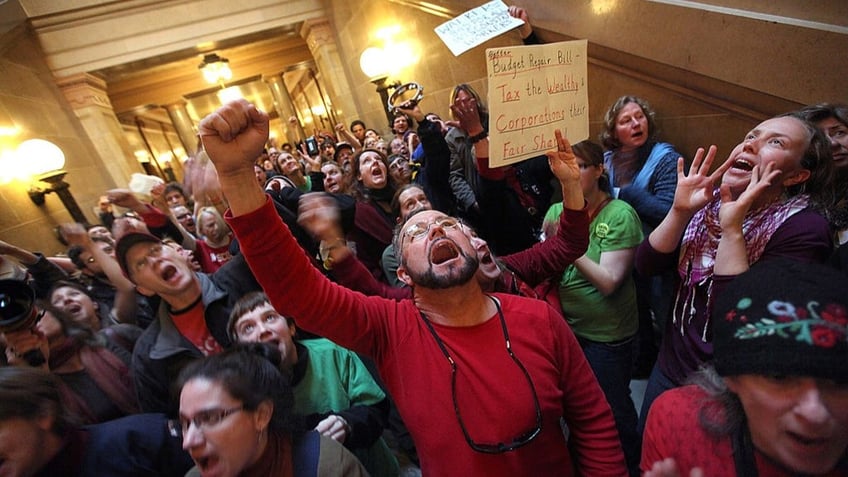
left=674, top=191, right=810, bottom=340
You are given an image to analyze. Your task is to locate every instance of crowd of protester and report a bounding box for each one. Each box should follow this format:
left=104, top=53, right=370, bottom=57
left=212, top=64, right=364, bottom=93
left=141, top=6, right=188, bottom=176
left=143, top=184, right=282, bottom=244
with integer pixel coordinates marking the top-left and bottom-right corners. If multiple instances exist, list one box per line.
left=1, top=5, right=847, bottom=477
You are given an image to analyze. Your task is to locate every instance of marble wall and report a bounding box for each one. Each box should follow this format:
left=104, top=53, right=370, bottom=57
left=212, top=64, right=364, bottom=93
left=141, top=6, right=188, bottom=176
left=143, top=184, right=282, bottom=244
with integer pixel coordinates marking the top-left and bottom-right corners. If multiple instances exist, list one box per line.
left=325, top=0, right=842, bottom=164
left=0, top=28, right=119, bottom=254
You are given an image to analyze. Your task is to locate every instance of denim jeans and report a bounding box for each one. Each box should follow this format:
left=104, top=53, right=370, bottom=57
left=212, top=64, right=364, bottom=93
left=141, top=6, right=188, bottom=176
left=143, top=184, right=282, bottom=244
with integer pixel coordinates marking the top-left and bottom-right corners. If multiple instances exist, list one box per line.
left=578, top=336, right=640, bottom=477
left=637, top=363, right=678, bottom=437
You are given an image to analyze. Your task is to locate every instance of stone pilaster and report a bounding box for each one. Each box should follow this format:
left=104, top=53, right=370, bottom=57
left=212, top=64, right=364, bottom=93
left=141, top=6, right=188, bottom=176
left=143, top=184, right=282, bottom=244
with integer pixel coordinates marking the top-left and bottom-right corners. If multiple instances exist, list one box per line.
left=299, top=18, right=358, bottom=129
left=55, top=73, right=142, bottom=187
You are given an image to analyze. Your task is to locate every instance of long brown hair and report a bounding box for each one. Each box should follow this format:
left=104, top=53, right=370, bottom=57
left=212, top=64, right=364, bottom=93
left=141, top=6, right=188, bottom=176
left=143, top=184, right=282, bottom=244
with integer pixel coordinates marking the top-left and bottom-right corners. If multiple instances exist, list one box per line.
left=783, top=113, right=836, bottom=209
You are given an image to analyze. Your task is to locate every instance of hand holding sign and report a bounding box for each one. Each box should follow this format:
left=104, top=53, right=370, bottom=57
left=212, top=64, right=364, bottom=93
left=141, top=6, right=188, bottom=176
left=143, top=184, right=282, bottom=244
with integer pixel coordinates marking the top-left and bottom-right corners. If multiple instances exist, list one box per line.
left=486, top=40, right=589, bottom=167
left=435, top=0, right=525, bottom=56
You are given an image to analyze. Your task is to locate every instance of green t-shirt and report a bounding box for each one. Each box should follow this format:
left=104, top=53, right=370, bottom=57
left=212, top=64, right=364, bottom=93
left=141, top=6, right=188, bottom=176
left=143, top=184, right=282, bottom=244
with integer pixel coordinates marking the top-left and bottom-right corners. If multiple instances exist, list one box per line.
left=544, top=199, right=643, bottom=342
left=294, top=338, right=399, bottom=476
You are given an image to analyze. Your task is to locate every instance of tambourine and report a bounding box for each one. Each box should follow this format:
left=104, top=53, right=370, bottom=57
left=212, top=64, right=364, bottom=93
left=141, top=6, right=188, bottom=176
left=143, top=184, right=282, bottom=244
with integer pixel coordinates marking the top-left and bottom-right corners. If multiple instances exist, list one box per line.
left=388, top=82, right=424, bottom=114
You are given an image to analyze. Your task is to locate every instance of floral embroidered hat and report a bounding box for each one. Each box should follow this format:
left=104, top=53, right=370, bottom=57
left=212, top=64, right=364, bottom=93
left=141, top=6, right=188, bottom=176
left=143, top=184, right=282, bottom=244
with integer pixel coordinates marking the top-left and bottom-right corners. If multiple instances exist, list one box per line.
left=712, top=258, right=848, bottom=382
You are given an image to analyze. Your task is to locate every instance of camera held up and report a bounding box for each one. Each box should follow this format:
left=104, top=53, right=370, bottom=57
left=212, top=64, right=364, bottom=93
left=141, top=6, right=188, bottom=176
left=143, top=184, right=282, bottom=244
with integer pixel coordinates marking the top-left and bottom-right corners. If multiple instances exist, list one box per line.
left=0, top=279, right=46, bottom=366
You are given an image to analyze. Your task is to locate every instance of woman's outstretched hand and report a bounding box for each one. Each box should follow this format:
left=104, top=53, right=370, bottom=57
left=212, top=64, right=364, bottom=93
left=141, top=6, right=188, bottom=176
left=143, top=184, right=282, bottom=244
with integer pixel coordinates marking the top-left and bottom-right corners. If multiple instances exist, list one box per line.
left=670, top=146, right=731, bottom=216
left=718, top=161, right=781, bottom=231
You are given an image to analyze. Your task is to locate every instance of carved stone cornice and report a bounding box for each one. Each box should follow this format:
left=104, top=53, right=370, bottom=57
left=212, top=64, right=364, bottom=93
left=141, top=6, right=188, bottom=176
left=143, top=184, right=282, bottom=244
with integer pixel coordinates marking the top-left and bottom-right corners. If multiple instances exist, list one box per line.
left=299, top=18, right=332, bottom=53
left=55, top=73, right=113, bottom=109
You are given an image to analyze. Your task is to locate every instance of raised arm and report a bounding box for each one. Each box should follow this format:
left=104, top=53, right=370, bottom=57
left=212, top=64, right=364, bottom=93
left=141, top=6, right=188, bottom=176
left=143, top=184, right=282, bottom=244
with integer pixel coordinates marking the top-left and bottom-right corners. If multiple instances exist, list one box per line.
left=546, top=130, right=583, bottom=211
left=395, top=101, right=455, bottom=213
left=0, top=239, right=69, bottom=298
left=60, top=223, right=138, bottom=324
left=500, top=132, right=588, bottom=285
left=297, top=193, right=412, bottom=300
left=149, top=184, right=199, bottom=251
left=107, top=189, right=191, bottom=249
left=202, top=100, right=397, bottom=358
left=198, top=100, right=270, bottom=217
left=508, top=5, right=536, bottom=42
left=335, top=123, right=362, bottom=150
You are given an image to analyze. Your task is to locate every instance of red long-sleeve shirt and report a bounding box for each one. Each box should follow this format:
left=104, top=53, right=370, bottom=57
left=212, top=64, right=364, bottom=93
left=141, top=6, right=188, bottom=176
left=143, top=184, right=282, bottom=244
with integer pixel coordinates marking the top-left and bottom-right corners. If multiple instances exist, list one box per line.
left=227, top=197, right=625, bottom=476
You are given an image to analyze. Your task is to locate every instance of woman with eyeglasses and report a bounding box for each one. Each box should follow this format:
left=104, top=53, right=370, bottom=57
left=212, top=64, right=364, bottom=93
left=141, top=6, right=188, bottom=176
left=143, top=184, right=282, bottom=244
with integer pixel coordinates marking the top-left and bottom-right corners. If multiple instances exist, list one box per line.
left=542, top=139, right=644, bottom=476
left=176, top=343, right=367, bottom=477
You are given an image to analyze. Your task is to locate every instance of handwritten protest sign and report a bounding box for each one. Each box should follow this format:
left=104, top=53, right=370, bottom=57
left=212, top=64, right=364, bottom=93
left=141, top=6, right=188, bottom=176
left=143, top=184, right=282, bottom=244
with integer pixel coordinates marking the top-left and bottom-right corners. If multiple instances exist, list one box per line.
left=486, top=40, right=589, bottom=167
left=435, top=0, right=524, bottom=56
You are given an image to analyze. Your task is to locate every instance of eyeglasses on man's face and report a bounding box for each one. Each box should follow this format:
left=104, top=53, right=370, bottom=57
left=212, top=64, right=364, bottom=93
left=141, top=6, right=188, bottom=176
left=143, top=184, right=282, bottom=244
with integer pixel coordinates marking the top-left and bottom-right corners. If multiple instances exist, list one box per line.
left=168, top=406, right=243, bottom=437
left=403, top=216, right=459, bottom=243
left=389, top=158, right=409, bottom=171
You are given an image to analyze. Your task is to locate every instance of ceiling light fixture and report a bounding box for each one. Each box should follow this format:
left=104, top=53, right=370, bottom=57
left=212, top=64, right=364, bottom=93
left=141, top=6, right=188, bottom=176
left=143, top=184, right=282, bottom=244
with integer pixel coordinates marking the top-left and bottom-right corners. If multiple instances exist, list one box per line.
left=199, top=53, right=233, bottom=85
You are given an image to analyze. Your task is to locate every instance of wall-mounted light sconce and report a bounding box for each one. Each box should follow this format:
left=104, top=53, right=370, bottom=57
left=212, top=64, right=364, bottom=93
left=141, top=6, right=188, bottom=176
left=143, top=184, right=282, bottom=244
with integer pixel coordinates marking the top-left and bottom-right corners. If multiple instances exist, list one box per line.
left=18, top=139, right=90, bottom=225
left=359, top=47, right=401, bottom=126
left=199, top=53, right=233, bottom=86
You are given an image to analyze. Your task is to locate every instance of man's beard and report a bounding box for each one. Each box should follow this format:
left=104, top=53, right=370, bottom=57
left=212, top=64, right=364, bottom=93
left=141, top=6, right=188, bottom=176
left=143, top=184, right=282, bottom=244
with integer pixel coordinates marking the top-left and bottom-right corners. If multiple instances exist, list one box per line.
left=404, top=250, right=479, bottom=289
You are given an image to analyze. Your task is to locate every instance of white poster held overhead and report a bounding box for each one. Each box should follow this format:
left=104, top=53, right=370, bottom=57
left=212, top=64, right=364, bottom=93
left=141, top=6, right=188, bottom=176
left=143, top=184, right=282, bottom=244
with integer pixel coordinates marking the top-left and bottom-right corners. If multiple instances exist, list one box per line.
left=434, top=0, right=525, bottom=56
left=486, top=40, right=589, bottom=167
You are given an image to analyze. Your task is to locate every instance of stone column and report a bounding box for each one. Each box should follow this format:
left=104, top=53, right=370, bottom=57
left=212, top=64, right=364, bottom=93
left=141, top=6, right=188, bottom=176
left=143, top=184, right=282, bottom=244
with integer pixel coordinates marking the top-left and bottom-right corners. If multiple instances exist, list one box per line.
left=263, top=74, right=305, bottom=145
left=55, top=73, right=142, bottom=187
left=300, top=18, right=359, bottom=129
left=164, top=101, right=198, bottom=156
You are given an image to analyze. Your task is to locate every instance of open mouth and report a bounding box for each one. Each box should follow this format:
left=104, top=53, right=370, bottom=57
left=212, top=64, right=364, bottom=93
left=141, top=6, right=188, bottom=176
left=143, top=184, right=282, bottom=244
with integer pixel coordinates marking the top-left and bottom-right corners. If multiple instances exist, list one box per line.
left=430, top=239, right=459, bottom=265
left=67, top=303, right=82, bottom=314
left=160, top=264, right=178, bottom=282
left=479, top=251, right=493, bottom=265
left=195, top=454, right=219, bottom=474
left=261, top=337, right=280, bottom=346
left=732, top=158, right=754, bottom=171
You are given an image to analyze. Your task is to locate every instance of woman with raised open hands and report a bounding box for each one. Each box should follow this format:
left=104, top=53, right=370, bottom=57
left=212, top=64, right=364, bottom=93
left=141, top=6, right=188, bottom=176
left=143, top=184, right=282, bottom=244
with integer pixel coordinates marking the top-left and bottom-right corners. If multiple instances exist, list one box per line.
left=635, top=114, right=836, bottom=429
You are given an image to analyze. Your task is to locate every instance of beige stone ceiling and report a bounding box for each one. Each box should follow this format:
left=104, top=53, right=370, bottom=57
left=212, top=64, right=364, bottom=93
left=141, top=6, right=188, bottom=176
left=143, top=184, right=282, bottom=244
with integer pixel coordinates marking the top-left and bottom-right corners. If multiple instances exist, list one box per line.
left=93, top=24, right=313, bottom=125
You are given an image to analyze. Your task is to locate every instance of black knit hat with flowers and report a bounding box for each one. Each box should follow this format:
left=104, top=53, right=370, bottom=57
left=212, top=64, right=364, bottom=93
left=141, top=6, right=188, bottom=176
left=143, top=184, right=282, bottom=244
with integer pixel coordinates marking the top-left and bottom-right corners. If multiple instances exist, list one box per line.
left=712, top=258, right=848, bottom=382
